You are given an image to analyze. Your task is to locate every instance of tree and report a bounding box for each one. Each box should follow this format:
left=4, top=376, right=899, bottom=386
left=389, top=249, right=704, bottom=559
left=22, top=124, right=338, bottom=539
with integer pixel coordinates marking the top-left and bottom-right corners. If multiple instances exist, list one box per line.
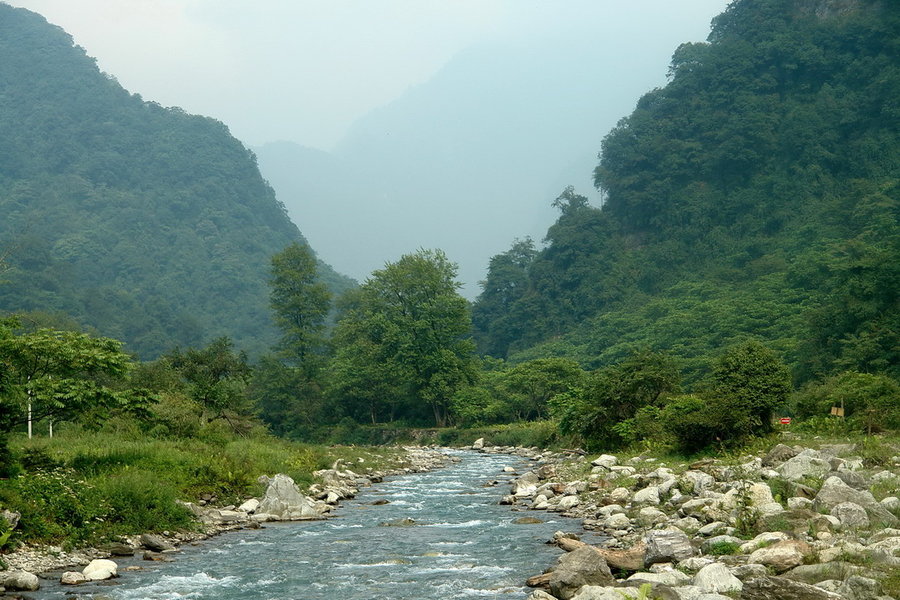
left=165, top=337, right=254, bottom=433
left=269, top=242, right=331, bottom=369
left=503, top=358, right=585, bottom=421
left=331, top=249, right=476, bottom=427
left=711, top=340, right=791, bottom=436
left=551, top=350, right=680, bottom=450
left=0, top=323, right=142, bottom=470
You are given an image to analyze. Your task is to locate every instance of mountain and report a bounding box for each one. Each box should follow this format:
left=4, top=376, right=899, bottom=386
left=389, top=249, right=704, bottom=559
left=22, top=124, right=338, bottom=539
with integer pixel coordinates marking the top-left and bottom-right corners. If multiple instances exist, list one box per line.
left=0, top=4, right=354, bottom=358
left=254, top=24, right=713, bottom=296
left=472, top=0, right=899, bottom=383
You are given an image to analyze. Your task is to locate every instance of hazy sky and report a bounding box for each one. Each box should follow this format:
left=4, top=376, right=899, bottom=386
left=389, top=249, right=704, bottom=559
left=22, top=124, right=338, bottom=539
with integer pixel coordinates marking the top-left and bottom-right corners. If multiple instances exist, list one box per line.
left=6, top=0, right=730, bottom=152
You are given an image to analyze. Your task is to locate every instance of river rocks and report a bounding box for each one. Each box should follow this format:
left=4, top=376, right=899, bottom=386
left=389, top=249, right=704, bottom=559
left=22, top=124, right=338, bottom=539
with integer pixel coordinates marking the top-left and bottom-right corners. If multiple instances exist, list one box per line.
left=644, top=527, right=695, bottom=566
left=515, top=516, right=544, bottom=524
left=238, top=498, right=260, bottom=513
left=140, top=533, right=176, bottom=552
left=472, top=437, right=485, bottom=450
left=83, top=558, right=118, bottom=580
left=61, top=571, right=89, bottom=585
left=633, top=486, right=661, bottom=505
left=830, top=501, right=870, bottom=529
left=742, top=575, right=845, bottom=600
left=747, top=540, right=812, bottom=573
left=778, top=451, right=831, bottom=481
left=814, top=476, right=898, bottom=527
left=549, top=546, right=615, bottom=600
left=257, top=473, right=322, bottom=520
left=0, top=570, right=40, bottom=591
left=693, top=562, right=743, bottom=593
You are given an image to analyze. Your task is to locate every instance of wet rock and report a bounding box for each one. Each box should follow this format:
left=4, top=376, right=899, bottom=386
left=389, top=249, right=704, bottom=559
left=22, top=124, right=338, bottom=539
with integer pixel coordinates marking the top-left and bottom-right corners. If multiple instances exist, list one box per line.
left=98, top=542, right=135, bottom=556
left=515, top=517, right=544, bottom=524
left=143, top=551, right=175, bottom=561
left=379, top=517, right=418, bottom=527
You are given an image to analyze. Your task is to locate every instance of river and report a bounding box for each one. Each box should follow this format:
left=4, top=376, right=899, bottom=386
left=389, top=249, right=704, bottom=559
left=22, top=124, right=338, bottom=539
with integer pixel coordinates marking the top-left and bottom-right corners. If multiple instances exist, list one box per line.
left=34, top=450, right=605, bottom=599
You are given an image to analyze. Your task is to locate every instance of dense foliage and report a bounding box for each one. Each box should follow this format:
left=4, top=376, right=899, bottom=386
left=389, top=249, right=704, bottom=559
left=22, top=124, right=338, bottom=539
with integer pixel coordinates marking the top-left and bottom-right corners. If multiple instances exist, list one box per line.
left=471, top=0, right=899, bottom=387
left=0, top=5, right=353, bottom=359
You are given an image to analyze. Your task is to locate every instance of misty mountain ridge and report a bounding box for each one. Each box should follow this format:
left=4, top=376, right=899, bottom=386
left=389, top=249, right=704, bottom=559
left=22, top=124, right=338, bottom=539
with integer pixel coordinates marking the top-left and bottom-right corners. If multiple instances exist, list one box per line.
left=0, top=4, right=353, bottom=358
left=255, top=32, right=696, bottom=295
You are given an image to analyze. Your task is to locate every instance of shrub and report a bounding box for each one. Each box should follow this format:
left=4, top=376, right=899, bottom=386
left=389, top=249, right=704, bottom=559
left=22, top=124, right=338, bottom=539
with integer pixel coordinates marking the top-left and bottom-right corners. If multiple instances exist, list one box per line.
left=94, top=470, right=193, bottom=535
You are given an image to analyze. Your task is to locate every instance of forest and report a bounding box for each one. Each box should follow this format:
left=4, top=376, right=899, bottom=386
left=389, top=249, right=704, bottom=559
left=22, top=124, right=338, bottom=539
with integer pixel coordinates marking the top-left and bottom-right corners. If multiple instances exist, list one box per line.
left=1, top=0, right=898, bottom=478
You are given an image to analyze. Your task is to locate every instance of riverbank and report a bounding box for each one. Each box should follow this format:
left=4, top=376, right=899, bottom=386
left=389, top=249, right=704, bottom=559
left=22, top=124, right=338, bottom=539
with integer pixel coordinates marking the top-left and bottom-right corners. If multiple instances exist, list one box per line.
left=0, top=445, right=451, bottom=594
left=486, top=434, right=900, bottom=600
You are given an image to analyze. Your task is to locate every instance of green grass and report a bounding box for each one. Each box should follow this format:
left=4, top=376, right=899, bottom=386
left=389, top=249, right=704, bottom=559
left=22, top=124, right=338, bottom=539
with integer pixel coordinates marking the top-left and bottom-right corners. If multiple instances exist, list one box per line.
left=0, top=427, right=412, bottom=549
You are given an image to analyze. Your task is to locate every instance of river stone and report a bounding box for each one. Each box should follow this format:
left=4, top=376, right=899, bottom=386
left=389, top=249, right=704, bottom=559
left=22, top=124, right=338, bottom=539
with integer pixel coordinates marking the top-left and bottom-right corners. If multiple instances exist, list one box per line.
left=633, top=486, right=661, bottom=505
left=558, top=495, right=581, bottom=511
left=680, top=470, right=715, bottom=494
left=596, top=543, right=646, bottom=572
left=814, top=476, right=898, bottom=526
left=83, top=559, right=118, bottom=581
left=513, top=471, right=540, bottom=497
left=61, top=571, right=88, bottom=585
left=572, top=586, right=633, bottom=600
left=0, top=570, right=40, bottom=591
left=549, top=546, right=615, bottom=600
left=627, top=569, right=691, bottom=587
left=258, top=473, right=321, bottom=520
left=238, top=498, right=260, bottom=513
left=778, top=453, right=831, bottom=481
left=830, top=501, right=869, bottom=529
left=742, top=576, right=845, bottom=600
left=472, top=437, right=485, bottom=450
left=591, top=454, right=618, bottom=469
left=515, top=517, right=544, bottom=524
left=783, top=562, right=859, bottom=584
left=527, top=590, right=558, bottom=600
left=604, top=513, right=631, bottom=529
left=693, top=562, right=742, bottom=593
left=609, top=487, right=631, bottom=503
left=644, top=527, right=695, bottom=566
left=838, top=575, right=881, bottom=600
left=140, top=533, right=175, bottom=552
left=763, top=444, right=799, bottom=467
left=747, top=540, right=811, bottom=573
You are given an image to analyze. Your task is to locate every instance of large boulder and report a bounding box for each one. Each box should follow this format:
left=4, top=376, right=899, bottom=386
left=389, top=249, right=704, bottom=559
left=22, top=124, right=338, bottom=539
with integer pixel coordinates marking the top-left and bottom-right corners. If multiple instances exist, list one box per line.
left=60, top=571, right=88, bottom=585
left=777, top=452, right=831, bottom=481
left=83, top=559, right=118, bottom=581
left=0, top=570, right=40, bottom=591
left=140, top=533, right=176, bottom=552
left=549, top=546, right=615, bottom=600
left=742, top=576, right=844, bottom=600
left=257, top=473, right=322, bottom=520
left=814, top=476, right=898, bottom=527
left=747, top=540, right=812, bottom=573
left=644, top=527, right=695, bottom=566
left=513, top=471, right=541, bottom=497
left=830, top=502, right=869, bottom=529
left=693, top=562, right=742, bottom=593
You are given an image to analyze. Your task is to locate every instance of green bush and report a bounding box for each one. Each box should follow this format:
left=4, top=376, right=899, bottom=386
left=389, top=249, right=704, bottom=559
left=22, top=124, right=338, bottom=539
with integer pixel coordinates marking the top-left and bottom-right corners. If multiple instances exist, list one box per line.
left=94, top=470, right=193, bottom=534
left=0, top=468, right=106, bottom=546
left=794, top=372, right=900, bottom=433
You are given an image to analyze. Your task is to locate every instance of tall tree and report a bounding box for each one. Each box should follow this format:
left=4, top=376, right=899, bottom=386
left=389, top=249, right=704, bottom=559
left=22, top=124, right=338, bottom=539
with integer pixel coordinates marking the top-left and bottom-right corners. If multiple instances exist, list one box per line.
left=332, top=250, right=476, bottom=426
left=269, top=242, right=331, bottom=370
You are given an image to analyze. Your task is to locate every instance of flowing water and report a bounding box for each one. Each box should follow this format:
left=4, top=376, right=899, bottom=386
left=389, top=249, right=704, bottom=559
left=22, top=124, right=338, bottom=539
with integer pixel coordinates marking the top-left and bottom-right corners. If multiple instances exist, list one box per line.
left=35, top=450, right=606, bottom=599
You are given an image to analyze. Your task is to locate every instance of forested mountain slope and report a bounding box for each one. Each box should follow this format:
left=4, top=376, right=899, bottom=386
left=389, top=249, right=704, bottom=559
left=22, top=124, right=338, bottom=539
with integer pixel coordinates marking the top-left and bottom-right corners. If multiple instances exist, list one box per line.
left=0, top=4, right=353, bottom=358
left=473, top=0, right=899, bottom=384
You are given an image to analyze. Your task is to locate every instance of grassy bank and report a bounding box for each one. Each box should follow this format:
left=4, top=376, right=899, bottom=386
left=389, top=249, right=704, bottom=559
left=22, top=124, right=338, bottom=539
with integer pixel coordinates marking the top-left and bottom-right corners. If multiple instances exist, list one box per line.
left=0, top=427, right=411, bottom=551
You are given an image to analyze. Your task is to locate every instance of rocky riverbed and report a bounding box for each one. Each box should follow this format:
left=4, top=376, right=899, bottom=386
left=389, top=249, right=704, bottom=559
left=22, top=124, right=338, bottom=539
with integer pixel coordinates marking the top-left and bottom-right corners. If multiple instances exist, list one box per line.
left=0, top=446, right=451, bottom=595
left=478, top=437, right=900, bottom=600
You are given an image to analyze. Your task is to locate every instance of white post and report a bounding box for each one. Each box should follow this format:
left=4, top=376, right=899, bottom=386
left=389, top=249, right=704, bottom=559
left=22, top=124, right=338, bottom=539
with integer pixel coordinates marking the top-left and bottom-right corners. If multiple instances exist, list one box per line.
left=49, top=420, right=53, bottom=438
left=27, top=401, right=32, bottom=439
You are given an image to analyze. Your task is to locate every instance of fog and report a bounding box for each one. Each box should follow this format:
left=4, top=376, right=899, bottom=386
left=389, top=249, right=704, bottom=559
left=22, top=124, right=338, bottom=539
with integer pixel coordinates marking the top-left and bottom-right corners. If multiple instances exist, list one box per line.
left=7, top=0, right=730, bottom=295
